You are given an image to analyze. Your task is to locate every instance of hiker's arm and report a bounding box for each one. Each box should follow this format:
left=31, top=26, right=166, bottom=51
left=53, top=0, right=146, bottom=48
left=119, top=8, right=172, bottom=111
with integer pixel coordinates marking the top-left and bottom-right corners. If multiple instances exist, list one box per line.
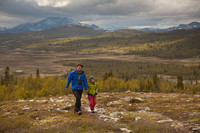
left=83, top=74, right=88, bottom=91
left=66, top=72, right=72, bottom=89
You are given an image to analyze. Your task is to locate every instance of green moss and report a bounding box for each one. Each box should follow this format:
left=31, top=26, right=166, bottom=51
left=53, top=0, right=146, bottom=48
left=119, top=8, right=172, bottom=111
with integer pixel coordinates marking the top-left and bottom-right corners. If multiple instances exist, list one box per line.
left=0, top=116, right=31, bottom=132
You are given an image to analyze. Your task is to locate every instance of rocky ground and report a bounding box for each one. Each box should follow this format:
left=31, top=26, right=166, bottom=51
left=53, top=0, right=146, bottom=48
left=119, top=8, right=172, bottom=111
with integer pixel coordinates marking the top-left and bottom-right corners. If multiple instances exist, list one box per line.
left=0, top=92, right=200, bottom=133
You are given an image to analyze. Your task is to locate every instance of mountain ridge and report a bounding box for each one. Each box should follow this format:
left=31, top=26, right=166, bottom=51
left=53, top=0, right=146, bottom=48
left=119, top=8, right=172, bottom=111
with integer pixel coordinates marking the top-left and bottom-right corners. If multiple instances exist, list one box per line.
left=0, top=17, right=102, bottom=34
left=1, top=17, right=200, bottom=33
left=139, top=22, right=200, bottom=32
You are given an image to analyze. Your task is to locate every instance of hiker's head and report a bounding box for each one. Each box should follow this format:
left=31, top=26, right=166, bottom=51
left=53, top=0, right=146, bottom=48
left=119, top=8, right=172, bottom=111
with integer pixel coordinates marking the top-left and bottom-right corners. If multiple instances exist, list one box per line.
left=76, top=63, right=83, bottom=71
left=89, top=76, right=95, bottom=83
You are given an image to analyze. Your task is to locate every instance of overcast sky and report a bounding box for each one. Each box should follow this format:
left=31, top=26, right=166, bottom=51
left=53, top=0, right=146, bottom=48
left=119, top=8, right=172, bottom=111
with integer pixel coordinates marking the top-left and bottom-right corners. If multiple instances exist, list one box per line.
left=0, top=0, right=200, bottom=28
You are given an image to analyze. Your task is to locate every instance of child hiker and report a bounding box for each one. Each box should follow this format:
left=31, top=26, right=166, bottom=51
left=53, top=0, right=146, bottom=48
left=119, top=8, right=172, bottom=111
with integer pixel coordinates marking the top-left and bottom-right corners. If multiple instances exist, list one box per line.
left=87, top=76, right=98, bottom=113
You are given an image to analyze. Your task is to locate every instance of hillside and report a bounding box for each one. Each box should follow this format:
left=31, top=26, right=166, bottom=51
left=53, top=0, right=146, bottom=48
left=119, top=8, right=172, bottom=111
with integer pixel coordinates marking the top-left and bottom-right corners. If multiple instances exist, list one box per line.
left=0, top=25, right=200, bottom=59
left=26, top=28, right=199, bottom=59
left=103, top=29, right=148, bottom=37
left=0, top=25, right=105, bottom=49
left=34, top=25, right=105, bottom=38
left=0, top=92, right=199, bottom=133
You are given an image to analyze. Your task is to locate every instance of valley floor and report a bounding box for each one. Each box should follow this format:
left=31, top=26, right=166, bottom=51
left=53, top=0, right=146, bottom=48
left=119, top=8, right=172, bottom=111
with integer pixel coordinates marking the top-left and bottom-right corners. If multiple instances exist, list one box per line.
left=0, top=92, right=200, bottom=133
left=0, top=49, right=200, bottom=76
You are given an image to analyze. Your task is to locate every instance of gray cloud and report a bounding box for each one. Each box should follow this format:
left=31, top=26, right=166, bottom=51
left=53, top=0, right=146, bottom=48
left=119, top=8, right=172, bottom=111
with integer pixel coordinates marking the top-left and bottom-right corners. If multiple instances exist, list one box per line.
left=0, top=0, right=200, bottom=28
left=64, top=0, right=154, bottom=16
left=0, top=0, right=62, bottom=17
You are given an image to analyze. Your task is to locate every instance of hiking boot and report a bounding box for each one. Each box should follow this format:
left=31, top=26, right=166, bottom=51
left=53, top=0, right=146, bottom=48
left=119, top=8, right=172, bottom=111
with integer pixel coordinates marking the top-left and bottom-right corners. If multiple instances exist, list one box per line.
left=91, top=109, right=95, bottom=113
left=78, top=111, right=82, bottom=115
left=74, top=109, right=78, bottom=114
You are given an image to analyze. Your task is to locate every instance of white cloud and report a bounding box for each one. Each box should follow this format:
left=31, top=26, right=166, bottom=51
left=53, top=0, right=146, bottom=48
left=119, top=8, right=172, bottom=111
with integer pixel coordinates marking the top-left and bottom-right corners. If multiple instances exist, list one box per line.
left=0, top=0, right=200, bottom=28
left=25, top=0, right=70, bottom=7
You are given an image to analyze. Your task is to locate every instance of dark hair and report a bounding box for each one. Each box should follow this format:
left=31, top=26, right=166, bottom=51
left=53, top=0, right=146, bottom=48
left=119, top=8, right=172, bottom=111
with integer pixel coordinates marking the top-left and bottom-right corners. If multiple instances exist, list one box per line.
left=76, top=63, right=83, bottom=68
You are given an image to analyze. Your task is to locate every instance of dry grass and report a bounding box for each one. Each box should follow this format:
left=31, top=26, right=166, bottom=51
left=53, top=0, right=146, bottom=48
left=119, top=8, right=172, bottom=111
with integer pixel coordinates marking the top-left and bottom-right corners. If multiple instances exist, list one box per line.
left=0, top=94, right=122, bottom=133
left=0, top=92, right=199, bottom=133
left=128, top=120, right=185, bottom=133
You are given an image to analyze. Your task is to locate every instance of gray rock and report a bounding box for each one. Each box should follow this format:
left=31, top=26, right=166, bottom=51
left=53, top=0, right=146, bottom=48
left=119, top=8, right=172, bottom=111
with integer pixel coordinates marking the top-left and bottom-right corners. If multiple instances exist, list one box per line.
left=192, top=127, right=200, bottom=131
left=120, top=128, right=132, bottom=133
left=135, top=116, right=142, bottom=121
left=156, top=119, right=173, bottom=123
left=22, top=107, right=30, bottom=110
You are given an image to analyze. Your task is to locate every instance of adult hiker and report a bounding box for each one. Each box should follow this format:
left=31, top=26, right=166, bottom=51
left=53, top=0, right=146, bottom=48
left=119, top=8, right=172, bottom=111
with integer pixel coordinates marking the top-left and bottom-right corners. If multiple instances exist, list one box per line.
left=66, top=63, right=88, bottom=115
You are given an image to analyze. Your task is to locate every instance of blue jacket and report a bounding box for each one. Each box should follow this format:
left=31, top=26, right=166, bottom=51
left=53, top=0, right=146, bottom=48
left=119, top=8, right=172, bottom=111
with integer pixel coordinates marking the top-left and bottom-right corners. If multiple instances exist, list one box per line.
left=66, top=69, right=88, bottom=90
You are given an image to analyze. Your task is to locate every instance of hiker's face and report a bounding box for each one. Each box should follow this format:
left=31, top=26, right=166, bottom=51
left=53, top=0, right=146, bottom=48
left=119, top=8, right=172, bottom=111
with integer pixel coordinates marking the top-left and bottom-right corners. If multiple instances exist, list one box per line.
left=76, top=66, right=82, bottom=71
left=91, top=78, right=95, bottom=83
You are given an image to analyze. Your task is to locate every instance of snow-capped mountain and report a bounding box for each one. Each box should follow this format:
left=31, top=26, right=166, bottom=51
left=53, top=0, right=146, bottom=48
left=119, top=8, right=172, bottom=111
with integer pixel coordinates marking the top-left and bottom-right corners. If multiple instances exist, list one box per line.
left=0, top=17, right=103, bottom=34
left=105, top=26, right=129, bottom=31
left=1, top=18, right=199, bottom=34
left=80, top=23, right=104, bottom=31
left=0, top=17, right=80, bottom=33
left=139, top=22, right=200, bottom=32
left=167, top=22, right=200, bottom=31
left=137, top=28, right=164, bottom=32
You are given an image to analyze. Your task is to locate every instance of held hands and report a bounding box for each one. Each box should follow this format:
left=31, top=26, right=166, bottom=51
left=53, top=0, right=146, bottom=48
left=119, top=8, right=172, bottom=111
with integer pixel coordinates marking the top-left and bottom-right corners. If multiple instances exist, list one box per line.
left=66, top=88, right=88, bottom=93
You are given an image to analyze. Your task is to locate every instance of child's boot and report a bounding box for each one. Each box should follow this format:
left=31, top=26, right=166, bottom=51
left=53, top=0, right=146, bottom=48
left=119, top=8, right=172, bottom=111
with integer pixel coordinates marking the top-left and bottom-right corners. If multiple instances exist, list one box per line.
left=91, top=109, right=95, bottom=113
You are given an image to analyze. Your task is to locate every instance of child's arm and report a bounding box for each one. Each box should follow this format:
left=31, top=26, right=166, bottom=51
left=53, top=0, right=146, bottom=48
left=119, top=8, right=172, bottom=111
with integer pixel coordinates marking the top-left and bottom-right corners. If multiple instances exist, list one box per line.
left=95, top=83, right=98, bottom=94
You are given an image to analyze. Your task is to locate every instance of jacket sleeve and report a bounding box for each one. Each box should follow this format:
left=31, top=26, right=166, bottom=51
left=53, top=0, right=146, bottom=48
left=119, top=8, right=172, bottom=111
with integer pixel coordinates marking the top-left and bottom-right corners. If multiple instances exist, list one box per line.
left=96, top=83, right=98, bottom=93
left=66, top=72, right=72, bottom=88
left=83, top=73, right=88, bottom=90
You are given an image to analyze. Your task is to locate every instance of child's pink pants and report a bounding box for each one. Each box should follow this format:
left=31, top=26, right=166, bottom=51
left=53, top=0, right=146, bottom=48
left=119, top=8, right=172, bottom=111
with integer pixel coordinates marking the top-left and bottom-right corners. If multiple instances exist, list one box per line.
left=88, top=95, right=96, bottom=110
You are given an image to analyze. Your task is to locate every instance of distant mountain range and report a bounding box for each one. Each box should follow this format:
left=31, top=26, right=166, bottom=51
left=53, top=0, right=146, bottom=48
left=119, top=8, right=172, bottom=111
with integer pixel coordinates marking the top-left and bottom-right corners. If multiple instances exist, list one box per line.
left=0, top=17, right=200, bottom=34
left=0, top=17, right=102, bottom=34
left=139, top=22, right=200, bottom=32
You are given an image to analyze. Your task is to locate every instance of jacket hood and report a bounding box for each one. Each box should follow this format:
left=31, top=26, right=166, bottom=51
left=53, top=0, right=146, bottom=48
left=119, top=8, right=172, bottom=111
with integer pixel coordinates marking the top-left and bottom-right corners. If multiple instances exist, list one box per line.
left=89, top=76, right=95, bottom=82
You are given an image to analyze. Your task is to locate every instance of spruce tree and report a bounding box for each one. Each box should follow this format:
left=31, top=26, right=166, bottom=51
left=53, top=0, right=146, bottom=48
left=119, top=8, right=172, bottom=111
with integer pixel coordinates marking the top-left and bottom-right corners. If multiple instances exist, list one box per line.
left=152, top=73, right=160, bottom=92
left=103, top=72, right=108, bottom=80
left=0, top=75, right=3, bottom=85
left=193, top=69, right=198, bottom=84
left=177, top=75, right=184, bottom=90
left=36, top=68, right=40, bottom=78
left=124, top=72, right=129, bottom=82
left=179, top=75, right=184, bottom=90
left=108, top=71, right=113, bottom=77
left=4, top=66, right=10, bottom=87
